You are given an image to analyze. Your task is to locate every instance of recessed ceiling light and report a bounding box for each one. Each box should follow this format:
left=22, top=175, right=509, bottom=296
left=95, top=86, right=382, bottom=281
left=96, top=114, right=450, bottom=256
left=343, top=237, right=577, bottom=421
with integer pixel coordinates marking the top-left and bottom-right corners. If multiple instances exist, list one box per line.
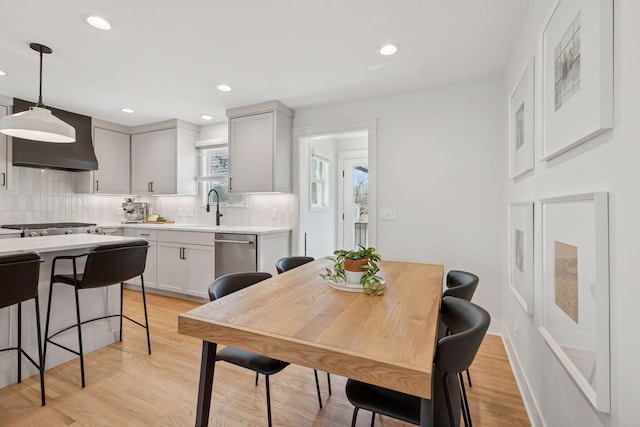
left=379, top=43, right=401, bottom=56
left=120, top=108, right=135, bottom=114
left=217, top=84, right=232, bottom=92
left=0, top=70, right=6, bottom=76
left=84, top=14, right=112, bottom=30
left=201, top=114, right=213, bottom=121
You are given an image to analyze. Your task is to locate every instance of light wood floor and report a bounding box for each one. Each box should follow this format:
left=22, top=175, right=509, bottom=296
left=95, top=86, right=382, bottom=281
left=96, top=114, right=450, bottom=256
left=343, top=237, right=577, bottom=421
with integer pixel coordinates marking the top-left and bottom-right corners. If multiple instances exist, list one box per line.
left=0, top=290, right=530, bottom=426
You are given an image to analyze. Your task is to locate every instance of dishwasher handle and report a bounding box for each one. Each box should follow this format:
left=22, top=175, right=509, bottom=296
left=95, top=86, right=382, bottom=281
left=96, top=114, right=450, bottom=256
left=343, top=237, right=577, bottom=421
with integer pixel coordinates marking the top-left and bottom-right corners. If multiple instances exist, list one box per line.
left=214, top=239, right=254, bottom=245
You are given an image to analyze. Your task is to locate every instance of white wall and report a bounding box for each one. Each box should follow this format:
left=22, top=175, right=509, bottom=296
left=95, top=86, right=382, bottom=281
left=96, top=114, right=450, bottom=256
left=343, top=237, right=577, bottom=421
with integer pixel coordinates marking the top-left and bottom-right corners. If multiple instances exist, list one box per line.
left=294, top=77, right=507, bottom=323
left=503, top=1, right=639, bottom=426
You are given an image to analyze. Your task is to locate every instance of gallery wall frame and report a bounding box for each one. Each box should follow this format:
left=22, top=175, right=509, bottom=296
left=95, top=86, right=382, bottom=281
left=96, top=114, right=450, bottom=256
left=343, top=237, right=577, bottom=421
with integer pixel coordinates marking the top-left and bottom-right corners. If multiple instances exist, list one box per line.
left=509, top=58, right=535, bottom=179
left=539, top=0, right=613, bottom=160
left=509, top=201, right=534, bottom=314
left=539, top=192, right=610, bottom=413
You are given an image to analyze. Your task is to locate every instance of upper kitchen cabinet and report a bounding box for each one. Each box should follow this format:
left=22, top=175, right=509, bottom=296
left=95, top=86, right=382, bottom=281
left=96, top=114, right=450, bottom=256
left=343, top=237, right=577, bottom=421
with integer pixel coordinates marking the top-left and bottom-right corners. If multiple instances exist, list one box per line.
left=226, top=100, right=294, bottom=193
left=0, top=103, right=9, bottom=192
left=131, top=120, right=199, bottom=195
left=94, top=127, right=130, bottom=193
left=75, top=121, right=131, bottom=194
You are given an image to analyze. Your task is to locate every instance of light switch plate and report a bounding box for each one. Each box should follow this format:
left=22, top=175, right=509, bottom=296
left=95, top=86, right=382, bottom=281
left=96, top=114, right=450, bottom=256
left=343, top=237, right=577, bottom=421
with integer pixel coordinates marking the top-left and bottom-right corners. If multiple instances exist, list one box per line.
left=379, top=208, right=397, bottom=220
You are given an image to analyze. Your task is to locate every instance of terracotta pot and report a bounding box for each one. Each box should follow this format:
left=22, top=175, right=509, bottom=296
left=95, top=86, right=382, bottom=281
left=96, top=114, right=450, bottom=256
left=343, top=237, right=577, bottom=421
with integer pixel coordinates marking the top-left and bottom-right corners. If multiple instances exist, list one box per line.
left=344, top=258, right=368, bottom=272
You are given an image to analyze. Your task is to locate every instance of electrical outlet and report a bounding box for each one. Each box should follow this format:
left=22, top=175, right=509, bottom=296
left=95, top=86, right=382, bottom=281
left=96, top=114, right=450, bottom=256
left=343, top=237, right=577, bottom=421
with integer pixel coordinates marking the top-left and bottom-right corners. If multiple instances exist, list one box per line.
left=379, top=208, right=397, bottom=221
left=272, top=208, right=278, bottom=219
left=513, top=323, right=519, bottom=339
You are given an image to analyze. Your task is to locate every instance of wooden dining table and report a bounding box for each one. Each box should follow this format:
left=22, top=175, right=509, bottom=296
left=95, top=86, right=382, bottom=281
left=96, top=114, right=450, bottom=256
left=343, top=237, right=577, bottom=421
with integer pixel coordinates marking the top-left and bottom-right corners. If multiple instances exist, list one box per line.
left=178, top=259, right=457, bottom=427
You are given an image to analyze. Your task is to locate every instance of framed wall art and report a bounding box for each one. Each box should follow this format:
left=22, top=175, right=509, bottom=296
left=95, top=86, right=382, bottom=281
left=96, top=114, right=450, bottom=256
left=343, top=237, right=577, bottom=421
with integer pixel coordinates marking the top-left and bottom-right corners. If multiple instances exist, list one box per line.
left=540, top=0, right=613, bottom=160
left=509, top=202, right=534, bottom=314
left=509, top=58, right=535, bottom=179
left=539, top=192, right=610, bottom=412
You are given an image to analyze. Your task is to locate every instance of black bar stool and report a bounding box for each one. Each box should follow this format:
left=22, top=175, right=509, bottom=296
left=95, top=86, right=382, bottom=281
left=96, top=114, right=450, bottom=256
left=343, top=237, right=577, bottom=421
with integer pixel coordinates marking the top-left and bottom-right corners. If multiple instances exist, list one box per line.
left=0, top=251, right=45, bottom=406
left=43, top=240, right=151, bottom=388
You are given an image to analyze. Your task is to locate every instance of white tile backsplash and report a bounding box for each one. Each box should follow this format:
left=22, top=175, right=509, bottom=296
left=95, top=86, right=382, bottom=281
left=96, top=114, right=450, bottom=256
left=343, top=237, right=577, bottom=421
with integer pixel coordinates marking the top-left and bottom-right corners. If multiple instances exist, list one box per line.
left=0, top=166, right=294, bottom=227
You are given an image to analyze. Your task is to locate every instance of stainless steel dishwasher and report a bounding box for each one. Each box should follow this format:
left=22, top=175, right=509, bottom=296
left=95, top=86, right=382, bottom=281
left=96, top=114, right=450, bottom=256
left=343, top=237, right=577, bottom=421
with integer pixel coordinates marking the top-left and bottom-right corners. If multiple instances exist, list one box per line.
left=214, top=233, right=257, bottom=277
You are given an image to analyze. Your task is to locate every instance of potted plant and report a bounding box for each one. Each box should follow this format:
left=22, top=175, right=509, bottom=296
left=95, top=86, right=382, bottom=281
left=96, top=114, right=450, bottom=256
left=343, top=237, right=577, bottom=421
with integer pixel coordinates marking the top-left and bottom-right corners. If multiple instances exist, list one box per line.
left=321, top=246, right=385, bottom=295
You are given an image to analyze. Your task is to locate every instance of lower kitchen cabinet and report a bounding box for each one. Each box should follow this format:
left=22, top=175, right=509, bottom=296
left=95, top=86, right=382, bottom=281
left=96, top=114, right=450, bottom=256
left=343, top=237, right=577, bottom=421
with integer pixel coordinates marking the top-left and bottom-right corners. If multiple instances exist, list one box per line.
left=156, top=242, right=214, bottom=299
left=156, top=231, right=215, bottom=299
left=123, top=228, right=158, bottom=288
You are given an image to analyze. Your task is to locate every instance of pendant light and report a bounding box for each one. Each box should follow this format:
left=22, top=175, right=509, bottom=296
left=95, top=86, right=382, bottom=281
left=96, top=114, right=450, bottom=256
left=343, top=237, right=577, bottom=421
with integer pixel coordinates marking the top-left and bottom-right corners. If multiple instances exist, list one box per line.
left=0, top=43, right=75, bottom=143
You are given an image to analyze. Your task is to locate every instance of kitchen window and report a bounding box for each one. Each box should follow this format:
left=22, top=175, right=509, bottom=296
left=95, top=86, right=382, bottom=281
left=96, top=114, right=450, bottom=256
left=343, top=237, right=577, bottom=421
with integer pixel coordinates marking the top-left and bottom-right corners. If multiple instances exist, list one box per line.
left=197, top=144, right=244, bottom=206
left=310, top=153, right=329, bottom=209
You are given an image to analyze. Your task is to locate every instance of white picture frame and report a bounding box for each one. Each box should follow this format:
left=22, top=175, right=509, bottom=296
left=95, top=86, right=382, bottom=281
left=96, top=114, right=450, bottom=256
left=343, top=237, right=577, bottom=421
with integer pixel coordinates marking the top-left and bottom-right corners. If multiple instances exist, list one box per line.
left=539, top=192, right=610, bottom=412
left=540, top=0, right=613, bottom=160
left=509, top=58, right=535, bottom=179
left=509, top=202, right=534, bottom=315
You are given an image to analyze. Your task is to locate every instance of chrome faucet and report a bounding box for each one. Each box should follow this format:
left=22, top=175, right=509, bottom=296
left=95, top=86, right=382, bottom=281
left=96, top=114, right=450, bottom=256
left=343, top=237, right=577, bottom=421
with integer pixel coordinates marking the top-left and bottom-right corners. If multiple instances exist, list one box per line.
left=206, top=188, right=223, bottom=226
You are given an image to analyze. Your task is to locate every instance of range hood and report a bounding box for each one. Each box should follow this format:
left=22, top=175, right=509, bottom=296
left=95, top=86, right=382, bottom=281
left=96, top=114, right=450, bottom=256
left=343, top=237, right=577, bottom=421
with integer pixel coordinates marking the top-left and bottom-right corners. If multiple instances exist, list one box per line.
left=11, top=98, right=98, bottom=171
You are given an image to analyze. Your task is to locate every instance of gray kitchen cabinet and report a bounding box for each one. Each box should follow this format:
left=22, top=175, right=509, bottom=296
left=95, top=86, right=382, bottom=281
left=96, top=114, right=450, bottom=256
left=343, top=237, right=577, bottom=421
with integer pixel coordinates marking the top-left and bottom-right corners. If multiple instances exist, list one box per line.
left=123, top=228, right=157, bottom=288
left=0, top=103, right=9, bottom=192
left=93, top=127, right=130, bottom=194
left=131, top=122, right=198, bottom=195
left=156, top=231, right=215, bottom=299
left=226, top=101, right=294, bottom=193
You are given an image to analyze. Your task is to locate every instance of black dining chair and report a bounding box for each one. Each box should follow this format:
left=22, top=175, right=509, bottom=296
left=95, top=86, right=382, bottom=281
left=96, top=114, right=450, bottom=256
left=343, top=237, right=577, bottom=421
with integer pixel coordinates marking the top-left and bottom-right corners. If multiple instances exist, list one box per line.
left=209, top=272, right=323, bottom=427
left=0, top=252, right=45, bottom=406
left=345, top=296, right=490, bottom=427
left=444, top=270, right=479, bottom=390
left=43, top=240, right=151, bottom=388
left=275, top=255, right=332, bottom=405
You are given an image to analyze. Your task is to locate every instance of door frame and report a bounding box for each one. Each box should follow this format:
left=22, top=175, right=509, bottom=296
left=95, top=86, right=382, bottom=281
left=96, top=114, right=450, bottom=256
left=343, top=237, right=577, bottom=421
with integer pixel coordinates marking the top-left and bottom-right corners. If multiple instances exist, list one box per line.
left=292, top=118, right=377, bottom=256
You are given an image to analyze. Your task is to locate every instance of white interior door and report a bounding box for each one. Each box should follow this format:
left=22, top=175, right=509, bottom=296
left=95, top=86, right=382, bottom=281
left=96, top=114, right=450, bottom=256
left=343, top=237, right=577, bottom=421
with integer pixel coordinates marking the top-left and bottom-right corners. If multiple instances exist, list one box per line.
left=340, top=155, right=368, bottom=250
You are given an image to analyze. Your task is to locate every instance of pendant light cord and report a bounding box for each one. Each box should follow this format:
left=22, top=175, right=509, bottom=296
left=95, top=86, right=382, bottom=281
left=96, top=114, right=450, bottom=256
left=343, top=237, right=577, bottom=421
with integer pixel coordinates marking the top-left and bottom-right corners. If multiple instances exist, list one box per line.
left=37, top=45, right=44, bottom=107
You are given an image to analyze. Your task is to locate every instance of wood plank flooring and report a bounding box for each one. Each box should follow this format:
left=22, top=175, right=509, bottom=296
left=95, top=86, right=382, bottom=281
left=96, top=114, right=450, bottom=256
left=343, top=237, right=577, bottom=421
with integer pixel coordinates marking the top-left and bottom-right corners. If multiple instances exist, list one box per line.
left=0, top=290, right=530, bottom=426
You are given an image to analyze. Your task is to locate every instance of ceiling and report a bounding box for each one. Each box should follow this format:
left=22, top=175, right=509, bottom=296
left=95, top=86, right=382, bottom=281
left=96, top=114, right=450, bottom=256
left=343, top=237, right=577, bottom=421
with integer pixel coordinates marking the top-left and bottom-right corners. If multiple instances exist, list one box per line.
left=0, top=0, right=529, bottom=127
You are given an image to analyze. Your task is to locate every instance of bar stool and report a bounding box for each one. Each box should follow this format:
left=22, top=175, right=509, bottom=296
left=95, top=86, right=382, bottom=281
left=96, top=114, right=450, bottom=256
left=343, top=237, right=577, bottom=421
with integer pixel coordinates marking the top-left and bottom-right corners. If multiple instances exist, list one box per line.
left=43, top=240, right=150, bottom=388
left=0, top=251, right=45, bottom=406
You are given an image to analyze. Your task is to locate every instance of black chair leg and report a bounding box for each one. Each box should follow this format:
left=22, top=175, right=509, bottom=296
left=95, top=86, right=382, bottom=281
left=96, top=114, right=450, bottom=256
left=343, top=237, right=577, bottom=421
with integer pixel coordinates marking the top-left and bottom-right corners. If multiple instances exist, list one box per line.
left=17, top=302, right=22, bottom=382
left=73, top=286, right=86, bottom=388
left=265, top=375, right=273, bottom=427
left=43, top=282, right=55, bottom=369
left=350, top=407, right=359, bottom=427
left=327, top=372, right=332, bottom=395
left=140, top=276, right=151, bottom=354
left=466, top=368, right=472, bottom=387
left=34, top=296, right=46, bottom=406
left=255, top=371, right=259, bottom=386
left=119, top=282, right=124, bottom=342
left=313, top=369, right=323, bottom=409
left=459, top=372, right=471, bottom=427
left=371, top=411, right=375, bottom=427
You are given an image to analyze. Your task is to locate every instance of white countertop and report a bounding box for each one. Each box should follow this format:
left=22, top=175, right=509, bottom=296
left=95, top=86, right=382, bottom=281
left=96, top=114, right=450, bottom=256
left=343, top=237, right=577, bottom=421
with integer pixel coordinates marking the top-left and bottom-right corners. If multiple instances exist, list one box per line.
left=102, top=223, right=292, bottom=235
left=0, top=229, right=22, bottom=235
left=0, top=234, right=143, bottom=256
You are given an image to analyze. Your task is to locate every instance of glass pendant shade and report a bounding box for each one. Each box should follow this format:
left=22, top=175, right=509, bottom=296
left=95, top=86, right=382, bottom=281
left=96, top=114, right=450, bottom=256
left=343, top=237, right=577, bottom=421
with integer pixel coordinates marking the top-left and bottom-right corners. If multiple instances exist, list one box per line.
left=0, top=106, right=75, bottom=143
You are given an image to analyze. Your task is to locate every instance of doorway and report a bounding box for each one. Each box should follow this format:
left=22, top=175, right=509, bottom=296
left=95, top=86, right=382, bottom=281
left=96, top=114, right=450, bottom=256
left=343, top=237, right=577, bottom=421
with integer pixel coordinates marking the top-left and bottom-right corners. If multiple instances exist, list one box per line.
left=293, top=119, right=377, bottom=258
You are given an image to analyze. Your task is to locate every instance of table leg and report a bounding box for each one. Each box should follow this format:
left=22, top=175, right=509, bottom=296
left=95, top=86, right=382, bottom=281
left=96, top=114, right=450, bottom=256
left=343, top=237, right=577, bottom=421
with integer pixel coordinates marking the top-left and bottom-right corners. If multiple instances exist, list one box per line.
left=195, top=341, right=217, bottom=427
left=420, top=398, right=430, bottom=427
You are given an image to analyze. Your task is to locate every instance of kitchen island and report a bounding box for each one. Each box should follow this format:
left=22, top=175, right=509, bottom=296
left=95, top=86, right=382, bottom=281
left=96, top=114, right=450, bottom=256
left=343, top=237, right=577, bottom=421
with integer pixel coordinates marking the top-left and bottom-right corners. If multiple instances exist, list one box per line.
left=0, top=234, right=144, bottom=389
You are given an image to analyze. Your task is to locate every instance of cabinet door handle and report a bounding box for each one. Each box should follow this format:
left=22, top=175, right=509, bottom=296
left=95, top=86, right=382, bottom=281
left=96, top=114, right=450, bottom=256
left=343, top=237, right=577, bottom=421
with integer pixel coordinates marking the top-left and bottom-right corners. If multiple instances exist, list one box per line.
left=0, top=172, right=5, bottom=187
left=139, top=233, right=150, bottom=237
left=229, top=177, right=232, bottom=190
left=150, top=181, right=154, bottom=192
left=95, top=180, right=99, bottom=192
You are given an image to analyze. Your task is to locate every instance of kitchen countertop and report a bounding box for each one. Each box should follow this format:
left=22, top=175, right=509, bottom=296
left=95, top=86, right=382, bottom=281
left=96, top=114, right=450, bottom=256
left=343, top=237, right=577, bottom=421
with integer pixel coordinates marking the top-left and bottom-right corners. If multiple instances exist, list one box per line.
left=0, top=234, right=142, bottom=255
left=101, top=223, right=292, bottom=235
left=0, top=229, right=22, bottom=235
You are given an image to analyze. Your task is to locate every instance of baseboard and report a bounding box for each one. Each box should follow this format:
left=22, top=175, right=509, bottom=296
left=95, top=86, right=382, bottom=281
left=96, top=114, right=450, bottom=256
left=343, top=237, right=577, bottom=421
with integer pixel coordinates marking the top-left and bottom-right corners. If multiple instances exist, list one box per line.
left=498, top=323, right=545, bottom=427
